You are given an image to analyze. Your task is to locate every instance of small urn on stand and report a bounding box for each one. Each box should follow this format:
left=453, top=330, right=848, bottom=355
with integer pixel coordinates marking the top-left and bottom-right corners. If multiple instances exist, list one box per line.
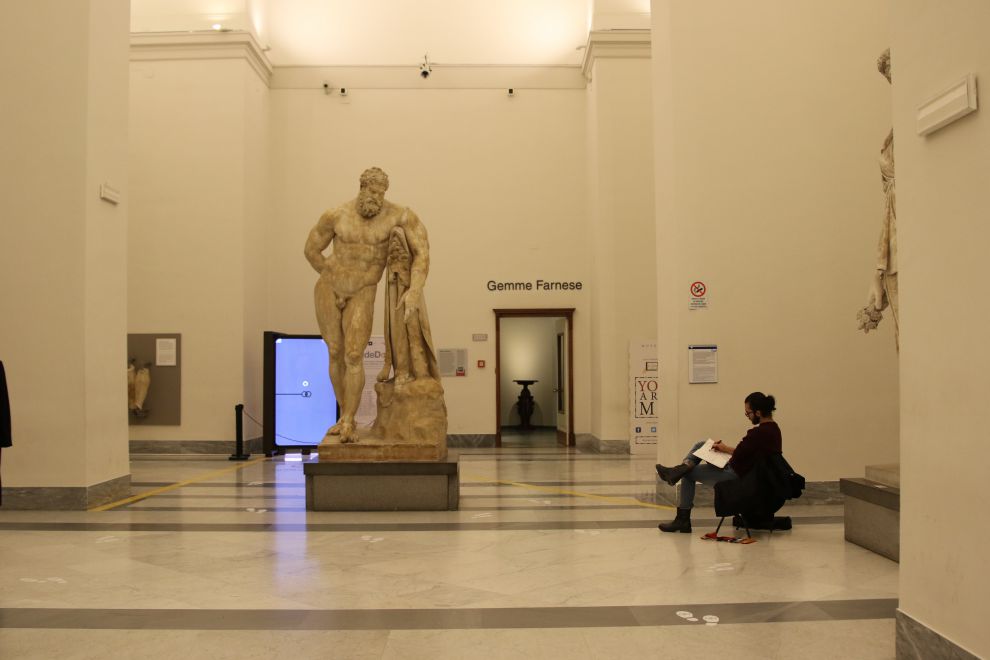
left=513, top=380, right=538, bottom=430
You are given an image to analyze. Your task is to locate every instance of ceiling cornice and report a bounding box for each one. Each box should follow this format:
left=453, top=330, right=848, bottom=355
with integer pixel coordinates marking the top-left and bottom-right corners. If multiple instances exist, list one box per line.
left=581, top=30, right=651, bottom=82
left=130, top=31, right=273, bottom=86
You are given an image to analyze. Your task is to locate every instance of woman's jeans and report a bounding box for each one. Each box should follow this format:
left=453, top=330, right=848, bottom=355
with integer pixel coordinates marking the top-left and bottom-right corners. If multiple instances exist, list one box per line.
left=678, top=440, right=738, bottom=510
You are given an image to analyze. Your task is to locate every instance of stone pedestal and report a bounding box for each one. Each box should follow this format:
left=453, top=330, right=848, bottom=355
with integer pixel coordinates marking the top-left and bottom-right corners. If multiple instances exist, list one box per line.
left=304, top=455, right=459, bottom=511
left=513, top=379, right=537, bottom=429
left=841, top=463, right=900, bottom=562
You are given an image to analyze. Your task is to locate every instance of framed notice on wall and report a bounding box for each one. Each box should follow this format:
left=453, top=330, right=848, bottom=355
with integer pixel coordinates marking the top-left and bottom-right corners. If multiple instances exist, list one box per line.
left=438, top=349, right=467, bottom=377
left=688, top=345, right=718, bottom=384
left=356, top=335, right=385, bottom=426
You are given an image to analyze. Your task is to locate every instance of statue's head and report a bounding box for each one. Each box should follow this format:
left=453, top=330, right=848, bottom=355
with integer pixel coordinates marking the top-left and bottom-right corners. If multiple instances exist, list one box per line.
left=877, top=48, right=891, bottom=84
left=357, top=167, right=389, bottom=218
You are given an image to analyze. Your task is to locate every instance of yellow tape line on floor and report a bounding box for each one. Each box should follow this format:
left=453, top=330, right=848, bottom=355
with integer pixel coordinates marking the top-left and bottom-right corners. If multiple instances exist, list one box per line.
left=89, top=455, right=270, bottom=512
left=461, top=474, right=675, bottom=511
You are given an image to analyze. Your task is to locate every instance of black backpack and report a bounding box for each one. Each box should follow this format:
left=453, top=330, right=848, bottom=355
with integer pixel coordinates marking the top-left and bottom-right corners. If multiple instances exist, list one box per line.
left=714, top=452, right=805, bottom=520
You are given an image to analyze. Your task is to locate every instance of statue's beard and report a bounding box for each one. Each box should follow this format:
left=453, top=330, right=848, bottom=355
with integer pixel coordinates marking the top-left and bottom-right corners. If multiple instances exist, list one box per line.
left=357, top=192, right=383, bottom=218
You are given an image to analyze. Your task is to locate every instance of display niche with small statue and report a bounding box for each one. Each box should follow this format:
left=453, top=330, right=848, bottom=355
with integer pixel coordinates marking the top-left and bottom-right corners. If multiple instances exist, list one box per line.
left=126, top=333, right=182, bottom=426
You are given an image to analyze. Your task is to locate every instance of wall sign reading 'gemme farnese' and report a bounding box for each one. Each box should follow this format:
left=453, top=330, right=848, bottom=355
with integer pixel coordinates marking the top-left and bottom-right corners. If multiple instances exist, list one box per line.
left=486, top=280, right=583, bottom=292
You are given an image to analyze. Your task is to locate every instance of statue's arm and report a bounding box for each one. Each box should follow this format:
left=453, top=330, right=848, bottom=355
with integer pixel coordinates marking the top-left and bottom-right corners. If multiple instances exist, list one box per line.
left=401, top=210, right=430, bottom=318
left=304, top=210, right=336, bottom=273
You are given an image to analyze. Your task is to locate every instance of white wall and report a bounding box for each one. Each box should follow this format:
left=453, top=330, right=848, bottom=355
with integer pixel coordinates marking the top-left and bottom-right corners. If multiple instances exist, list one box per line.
left=592, top=0, right=651, bottom=30
left=499, top=317, right=558, bottom=426
left=892, top=2, right=989, bottom=656
left=0, top=0, right=130, bottom=490
left=266, top=75, right=592, bottom=436
left=128, top=48, right=269, bottom=441
left=131, top=0, right=256, bottom=35
left=651, top=0, right=899, bottom=480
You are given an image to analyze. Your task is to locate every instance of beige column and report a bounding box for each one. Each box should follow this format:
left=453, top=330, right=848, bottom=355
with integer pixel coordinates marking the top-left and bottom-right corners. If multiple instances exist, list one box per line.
left=0, top=1, right=131, bottom=508
left=892, top=2, right=990, bottom=657
left=583, top=31, right=657, bottom=452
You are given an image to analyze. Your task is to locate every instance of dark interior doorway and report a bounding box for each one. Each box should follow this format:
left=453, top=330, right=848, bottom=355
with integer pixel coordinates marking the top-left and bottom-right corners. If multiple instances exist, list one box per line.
left=494, top=308, right=575, bottom=448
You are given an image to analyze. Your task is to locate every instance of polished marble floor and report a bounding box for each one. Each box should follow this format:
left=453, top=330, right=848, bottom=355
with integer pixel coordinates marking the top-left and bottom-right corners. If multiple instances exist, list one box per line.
left=0, top=445, right=898, bottom=659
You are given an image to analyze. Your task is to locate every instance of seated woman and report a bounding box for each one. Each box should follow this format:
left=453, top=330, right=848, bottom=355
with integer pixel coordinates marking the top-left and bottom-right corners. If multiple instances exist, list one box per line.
left=656, top=392, right=781, bottom=533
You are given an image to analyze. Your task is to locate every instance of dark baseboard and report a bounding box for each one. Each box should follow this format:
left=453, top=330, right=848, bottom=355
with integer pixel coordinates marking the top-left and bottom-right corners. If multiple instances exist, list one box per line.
left=447, top=434, right=497, bottom=448
left=897, top=610, right=980, bottom=659
left=1, top=473, right=130, bottom=510
left=655, top=479, right=842, bottom=507
left=129, top=437, right=264, bottom=454
left=576, top=433, right=630, bottom=454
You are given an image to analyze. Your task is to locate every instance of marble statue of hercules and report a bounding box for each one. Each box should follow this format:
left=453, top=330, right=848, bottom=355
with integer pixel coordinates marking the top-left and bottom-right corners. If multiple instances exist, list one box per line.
left=304, top=167, right=431, bottom=443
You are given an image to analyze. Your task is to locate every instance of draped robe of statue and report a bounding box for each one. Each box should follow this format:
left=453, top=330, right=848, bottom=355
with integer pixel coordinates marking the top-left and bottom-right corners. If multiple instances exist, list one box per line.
left=133, top=364, right=151, bottom=416
left=377, top=225, right=440, bottom=385
left=875, top=129, right=898, bottom=340
left=127, top=361, right=137, bottom=411
left=370, top=225, right=448, bottom=454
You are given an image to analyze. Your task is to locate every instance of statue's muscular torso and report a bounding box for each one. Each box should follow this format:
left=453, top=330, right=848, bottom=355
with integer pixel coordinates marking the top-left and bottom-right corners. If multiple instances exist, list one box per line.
left=310, top=201, right=408, bottom=297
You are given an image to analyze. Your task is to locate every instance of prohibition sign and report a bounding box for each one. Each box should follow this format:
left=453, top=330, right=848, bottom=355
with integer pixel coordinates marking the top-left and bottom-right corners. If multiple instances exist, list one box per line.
left=690, top=281, right=707, bottom=297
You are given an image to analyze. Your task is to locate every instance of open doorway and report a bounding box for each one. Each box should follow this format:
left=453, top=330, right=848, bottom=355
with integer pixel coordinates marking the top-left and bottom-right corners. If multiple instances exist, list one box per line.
left=494, top=308, right=575, bottom=448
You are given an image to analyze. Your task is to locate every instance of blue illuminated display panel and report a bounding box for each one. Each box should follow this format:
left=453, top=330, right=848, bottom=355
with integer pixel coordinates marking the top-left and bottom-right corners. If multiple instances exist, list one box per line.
left=274, top=337, right=337, bottom=446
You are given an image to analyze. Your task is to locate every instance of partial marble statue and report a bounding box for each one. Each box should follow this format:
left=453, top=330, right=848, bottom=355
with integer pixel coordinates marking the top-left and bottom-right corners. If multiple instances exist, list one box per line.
left=127, top=359, right=137, bottom=412
left=858, top=48, right=898, bottom=348
left=132, top=363, right=151, bottom=417
left=305, top=167, right=447, bottom=460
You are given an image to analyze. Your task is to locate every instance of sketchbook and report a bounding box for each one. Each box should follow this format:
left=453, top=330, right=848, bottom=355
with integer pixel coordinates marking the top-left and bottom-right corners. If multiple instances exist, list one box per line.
left=692, top=438, right=731, bottom=468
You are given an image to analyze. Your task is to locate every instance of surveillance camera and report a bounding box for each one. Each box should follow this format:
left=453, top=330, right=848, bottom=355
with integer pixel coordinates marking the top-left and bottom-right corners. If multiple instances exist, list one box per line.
left=508, top=88, right=515, bottom=97
left=419, top=64, right=431, bottom=79
left=339, top=87, right=347, bottom=96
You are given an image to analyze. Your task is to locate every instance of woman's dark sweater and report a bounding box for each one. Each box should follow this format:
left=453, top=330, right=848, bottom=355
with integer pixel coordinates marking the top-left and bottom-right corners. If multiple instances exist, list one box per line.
left=728, top=421, right=781, bottom=477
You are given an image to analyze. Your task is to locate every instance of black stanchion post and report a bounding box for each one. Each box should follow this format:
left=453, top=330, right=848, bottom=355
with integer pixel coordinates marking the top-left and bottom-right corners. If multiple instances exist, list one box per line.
left=229, top=403, right=251, bottom=461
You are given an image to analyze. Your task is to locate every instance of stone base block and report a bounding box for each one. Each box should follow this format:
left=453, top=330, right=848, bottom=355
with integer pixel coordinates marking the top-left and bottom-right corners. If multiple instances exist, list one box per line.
left=304, top=457, right=459, bottom=511
left=840, top=477, right=900, bottom=562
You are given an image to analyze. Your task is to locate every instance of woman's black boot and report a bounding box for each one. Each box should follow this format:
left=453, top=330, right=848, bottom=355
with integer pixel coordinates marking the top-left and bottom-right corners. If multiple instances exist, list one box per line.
left=656, top=463, right=692, bottom=486
left=658, top=508, right=692, bottom=533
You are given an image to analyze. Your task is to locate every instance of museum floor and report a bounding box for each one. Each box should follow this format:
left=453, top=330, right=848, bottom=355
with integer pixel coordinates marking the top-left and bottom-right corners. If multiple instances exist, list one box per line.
left=0, top=445, right=899, bottom=659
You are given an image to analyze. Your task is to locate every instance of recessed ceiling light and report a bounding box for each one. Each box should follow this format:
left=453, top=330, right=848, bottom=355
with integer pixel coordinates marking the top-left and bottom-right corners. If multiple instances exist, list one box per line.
left=212, top=23, right=223, bottom=31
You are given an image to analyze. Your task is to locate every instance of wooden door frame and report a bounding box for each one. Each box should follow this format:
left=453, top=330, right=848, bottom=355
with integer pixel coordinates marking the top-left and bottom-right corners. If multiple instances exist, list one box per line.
left=494, top=308, right=575, bottom=448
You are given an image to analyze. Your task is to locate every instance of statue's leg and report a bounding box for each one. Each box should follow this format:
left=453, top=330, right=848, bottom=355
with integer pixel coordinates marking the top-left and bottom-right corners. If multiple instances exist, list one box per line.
left=406, top=313, right=429, bottom=379
left=338, top=284, right=377, bottom=441
left=315, top=277, right=346, bottom=434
